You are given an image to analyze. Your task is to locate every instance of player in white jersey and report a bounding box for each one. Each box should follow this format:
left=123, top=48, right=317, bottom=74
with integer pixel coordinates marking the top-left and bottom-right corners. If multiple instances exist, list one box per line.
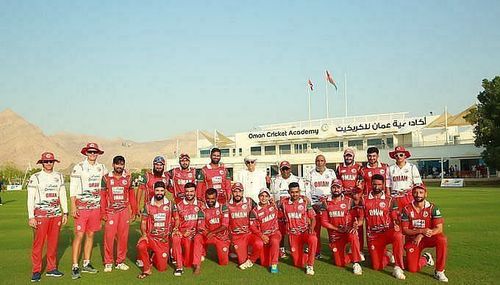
left=70, top=143, right=108, bottom=279
left=304, top=155, right=337, bottom=259
left=27, top=152, right=68, bottom=282
left=235, top=155, right=267, bottom=202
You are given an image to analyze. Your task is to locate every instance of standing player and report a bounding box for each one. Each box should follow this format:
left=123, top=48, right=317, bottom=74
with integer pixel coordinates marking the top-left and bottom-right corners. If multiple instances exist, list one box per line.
left=27, top=152, right=68, bottom=282
left=305, top=154, right=336, bottom=259
left=100, top=155, right=138, bottom=272
left=279, top=182, right=317, bottom=275
left=249, top=188, right=282, bottom=273
left=192, top=188, right=231, bottom=275
left=360, top=147, right=391, bottom=196
left=136, top=156, right=170, bottom=209
left=235, top=155, right=267, bottom=202
left=319, top=179, right=363, bottom=275
left=171, top=182, right=204, bottom=276
left=136, top=181, right=173, bottom=279
left=402, top=185, right=448, bottom=282
left=70, top=142, right=107, bottom=279
left=227, top=182, right=263, bottom=269
left=168, top=153, right=197, bottom=204
left=388, top=146, right=423, bottom=211
left=196, top=148, right=232, bottom=204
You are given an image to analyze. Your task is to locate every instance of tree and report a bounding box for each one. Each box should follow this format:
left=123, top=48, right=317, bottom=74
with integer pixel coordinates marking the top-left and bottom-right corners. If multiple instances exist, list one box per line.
left=464, top=76, right=500, bottom=169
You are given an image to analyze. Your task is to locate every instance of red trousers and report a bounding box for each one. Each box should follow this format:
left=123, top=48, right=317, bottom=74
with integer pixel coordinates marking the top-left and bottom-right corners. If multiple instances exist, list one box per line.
left=358, top=224, right=365, bottom=253
left=329, top=232, right=361, bottom=267
left=289, top=232, right=317, bottom=267
left=31, top=216, right=62, bottom=273
left=104, top=210, right=130, bottom=264
left=192, top=234, right=230, bottom=266
left=259, top=232, right=282, bottom=267
left=367, top=228, right=404, bottom=270
left=405, top=234, right=447, bottom=272
left=136, top=238, right=169, bottom=272
left=171, top=236, right=195, bottom=268
left=232, top=233, right=264, bottom=265
left=314, top=214, right=322, bottom=255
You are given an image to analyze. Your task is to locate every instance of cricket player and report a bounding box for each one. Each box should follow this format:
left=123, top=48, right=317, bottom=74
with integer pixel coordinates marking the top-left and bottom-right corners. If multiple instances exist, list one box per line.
left=27, top=152, right=68, bottom=282
left=136, top=156, right=170, bottom=209
left=227, top=182, right=263, bottom=269
left=235, top=155, right=267, bottom=202
left=402, top=185, right=449, bottom=282
left=171, top=182, right=204, bottom=276
left=100, top=155, right=138, bottom=272
left=196, top=148, right=232, bottom=204
left=319, top=179, right=362, bottom=275
left=167, top=153, right=197, bottom=204
left=279, top=182, right=317, bottom=275
left=336, top=148, right=363, bottom=196
left=304, top=154, right=337, bottom=259
left=249, top=188, right=282, bottom=273
left=192, top=188, right=231, bottom=275
left=70, top=142, right=107, bottom=279
left=360, top=174, right=406, bottom=280
left=388, top=146, right=423, bottom=211
left=136, top=181, right=173, bottom=279
left=360, top=147, right=391, bottom=196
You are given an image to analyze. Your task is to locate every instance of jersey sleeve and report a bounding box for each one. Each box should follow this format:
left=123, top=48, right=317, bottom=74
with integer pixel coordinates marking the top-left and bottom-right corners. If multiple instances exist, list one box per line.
left=221, top=205, right=230, bottom=227
left=400, top=206, right=410, bottom=228
left=27, top=174, right=38, bottom=219
left=59, top=173, right=68, bottom=214
left=70, top=164, right=82, bottom=198
left=431, top=205, right=444, bottom=226
left=412, top=164, right=423, bottom=185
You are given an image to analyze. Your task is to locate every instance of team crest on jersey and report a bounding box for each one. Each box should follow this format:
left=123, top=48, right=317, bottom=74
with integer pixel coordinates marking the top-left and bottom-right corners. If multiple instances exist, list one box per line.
left=162, top=179, right=166, bottom=183
left=410, top=211, right=415, bottom=218
left=122, top=180, right=127, bottom=185
left=409, top=248, right=414, bottom=253
left=351, top=169, right=357, bottom=173
left=269, top=207, right=274, bottom=212
left=380, top=170, right=385, bottom=175
left=332, top=247, right=337, bottom=253
left=242, top=204, right=248, bottom=210
left=368, top=172, right=373, bottom=177
left=371, top=245, right=375, bottom=250
left=223, top=247, right=228, bottom=252
left=97, top=167, right=101, bottom=172
left=379, top=202, right=386, bottom=208
left=423, top=211, right=429, bottom=217
left=109, top=220, right=114, bottom=225
left=188, top=173, right=193, bottom=178
left=340, top=204, right=346, bottom=209
left=54, top=177, right=59, bottom=183
left=404, top=169, right=409, bottom=174
left=163, top=206, right=169, bottom=211
left=194, top=207, right=199, bottom=212
left=219, top=170, right=224, bottom=175
left=298, top=205, right=304, bottom=211
left=162, top=253, right=167, bottom=258
left=216, top=210, right=220, bottom=215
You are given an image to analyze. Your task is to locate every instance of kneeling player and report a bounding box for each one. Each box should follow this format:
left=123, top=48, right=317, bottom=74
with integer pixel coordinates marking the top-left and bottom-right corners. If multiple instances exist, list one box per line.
left=402, top=185, right=448, bottom=282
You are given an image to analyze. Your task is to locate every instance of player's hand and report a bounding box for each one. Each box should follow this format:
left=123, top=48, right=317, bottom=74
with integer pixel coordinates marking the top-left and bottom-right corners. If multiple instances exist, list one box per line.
left=28, top=218, right=37, bottom=229
left=308, top=225, right=314, bottom=234
left=71, top=209, right=79, bottom=219
left=101, top=214, right=108, bottom=222
left=62, top=215, right=68, bottom=226
left=394, top=224, right=400, bottom=232
left=413, top=234, right=423, bottom=246
left=423, top=228, right=433, bottom=237
left=261, top=235, right=270, bottom=245
left=138, top=235, right=148, bottom=243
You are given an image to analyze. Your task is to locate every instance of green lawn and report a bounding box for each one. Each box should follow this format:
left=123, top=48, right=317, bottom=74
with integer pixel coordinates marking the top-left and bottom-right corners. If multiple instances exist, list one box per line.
left=1, top=187, right=499, bottom=285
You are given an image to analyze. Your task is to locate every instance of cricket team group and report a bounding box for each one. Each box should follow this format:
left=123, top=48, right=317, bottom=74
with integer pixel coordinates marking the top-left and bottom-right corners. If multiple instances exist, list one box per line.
left=27, top=142, right=449, bottom=282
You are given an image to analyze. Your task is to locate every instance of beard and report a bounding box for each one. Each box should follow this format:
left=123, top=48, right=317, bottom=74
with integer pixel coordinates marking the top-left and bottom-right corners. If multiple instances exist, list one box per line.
left=372, top=188, right=383, bottom=195
left=332, top=192, right=342, bottom=197
left=154, top=194, right=164, bottom=201
left=414, top=196, right=425, bottom=202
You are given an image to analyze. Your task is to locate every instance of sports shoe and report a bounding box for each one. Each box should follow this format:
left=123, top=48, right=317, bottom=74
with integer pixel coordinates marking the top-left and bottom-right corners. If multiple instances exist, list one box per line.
left=201, top=255, right=205, bottom=262
left=46, top=269, right=64, bottom=277
left=392, top=266, right=406, bottom=280
left=229, top=252, right=238, bottom=259
left=315, top=253, right=322, bottom=260
left=136, top=259, right=144, bottom=268
left=279, top=247, right=288, bottom=259
left=270, top=264, right=279, bottom=274
left=31, top=272, right=41, bottom=282
left=434, top=270, right=449, bottom=282
left=305, top=265, right=315, bottom=276
left=115, top=263, right=129, bottom=271
left=386, top=251, right=395, bottom=264
left=360, top=252, right=366, bottom=262
left=71, top=267, right=81, bottom=280
left=238, top=259, right=254, bottom=270
left=82, top=263, right=98, bottom=274
left=104, top=264, right=113, bottom=272
left=174, top=268, right=184, bottom=277
left=193, top=265, right=201, bottom=275
left=424, top=252, right=435, bottom=266
left=353, top=263, right=362, bottom=275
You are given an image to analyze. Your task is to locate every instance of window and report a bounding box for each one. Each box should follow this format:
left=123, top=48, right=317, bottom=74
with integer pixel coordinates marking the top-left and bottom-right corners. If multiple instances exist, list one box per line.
left=294, top=143, right=308, bottom=154
left=279, top=144, right=291, bottom=155
left=220, top=149, right=230, bottom=157
left=367, top=138, right=383, bottom=148
left=311, top=141, right=340, bottom=152
left=200, top=149, right=210, bottom=158
left=348, top=140, right=363, bottom=149
left=250, top=146, right=262, bottom=156
left=238, top=148, right=242, bottom=156
left=265, top=145, right=276, bottom=155
left=386, top=137, right=394, bottom=148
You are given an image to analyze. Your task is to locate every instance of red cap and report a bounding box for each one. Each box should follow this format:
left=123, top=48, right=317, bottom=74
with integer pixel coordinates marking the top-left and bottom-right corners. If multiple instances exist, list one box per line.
left=179, top=153, right=190, bottom=161
left=80, top=142, right=104, bottom=155
left=344, top=148, right=355, bottom=156
left=37, top=152, right=60, bottom=164
left=412, top=184, right=427, bottom=193
left=280, top=161, right=291, bottom=169
left=389, top=146, right=411, bottom=159
left=331, top=179, right=343, bottom=188
left=231, top=182, right=244, bottom=191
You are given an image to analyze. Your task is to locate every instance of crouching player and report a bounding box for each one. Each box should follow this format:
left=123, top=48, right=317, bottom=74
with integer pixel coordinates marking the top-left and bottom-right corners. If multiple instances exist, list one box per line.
left=319, top=179, right=363, bottom=275
left=192, top=188, right=231, bottom=275
left=136, top=181, right=173, bottom=279
left=250, top=188, right=282, bottom=273
left=402, top=185, right=449, bottom=282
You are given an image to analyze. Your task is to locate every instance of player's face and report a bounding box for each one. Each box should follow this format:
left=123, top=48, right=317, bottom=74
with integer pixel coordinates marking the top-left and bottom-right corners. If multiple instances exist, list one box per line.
left=185, top=187, right=196, bottom=201
left=367, top=152, right=379, bottom=165
left=371, top=179, right=384, bottom=194
left=315, top=155, right=326, bottom=170
left=280, top=167, right=291, bottom=179
left=180, top=158, right=190, bottom=169
left=113, top=161, right=125, bottom=174
left=245, top=160, right=256, bottom=171
left=210, top=151, right=221, bottom=165
left=258, top=192, right=270, bottom=204
left=232, top=189, right=243, bottom=202
left=344, top=154, right=354, bottom=165
left=351, top=191, right=362, bottom=201
left=41, top=161, right=55, bottom=171
left=288, top=186, right=301, bottom=201
left=154, top=187, right=166, bottom=201
left=86, top=150, right=99, bottom=162
left=206, top=193, right=217, bottom=208
left=153, top=163, right=164, bottom=175
left=412, top=188, right=426, bottom=202
left=395, top=152, right=406, bottom=163
left=331, top=185, right=342, bottom=197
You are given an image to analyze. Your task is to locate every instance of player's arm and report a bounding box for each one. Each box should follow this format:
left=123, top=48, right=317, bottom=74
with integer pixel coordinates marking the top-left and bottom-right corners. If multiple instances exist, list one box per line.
left=319, top=202, right=337, bottom=231
left=429, top=205, right=444, bottom=236
left=171, top=204, right=181, bottom=236
left=401, top=208, right=419, bottom=236
left=166, top=169, right=174, bottom=194
left=412, top=164, right=423, bottom=186
left=385, top=165, right=392, bottom=196
left=195, top=169, right=206, bottom=201
left=306, top=200, right=316, bottom=234
left=209, top=205, right=229, bottom=236
left=140, top=207, right=148, bottom=238
left=389, top=198, right=400, bottom=226
left=249, top=209, right=262, bottom=235
left=58, top=173, right=68, bottom=225
left=69, top=165, right=82, bottom=218
left=27, top=175, right=38, bottom=228
left=128, top=180, right=138, bottom=219
left=135, top=174, right=146, bottom=210
left=99, top=177, right=108, bottom=220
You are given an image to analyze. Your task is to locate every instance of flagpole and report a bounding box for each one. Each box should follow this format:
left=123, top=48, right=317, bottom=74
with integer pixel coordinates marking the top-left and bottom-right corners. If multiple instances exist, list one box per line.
left=344, top=72, right=348, bottom=117
left=325, top=74, right=329, bottom=119
left=307, top=85, right=311, bottom=127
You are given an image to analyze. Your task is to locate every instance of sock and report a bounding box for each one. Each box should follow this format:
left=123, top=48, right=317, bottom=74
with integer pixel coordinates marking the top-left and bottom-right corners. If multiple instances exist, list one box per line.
left=83, top=260, right=90, bottom=267
left=72, top=263, right=79, bottom=269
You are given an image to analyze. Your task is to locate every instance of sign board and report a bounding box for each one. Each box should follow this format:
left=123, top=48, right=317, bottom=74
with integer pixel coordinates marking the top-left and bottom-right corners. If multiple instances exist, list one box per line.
left=6, top=184, right=23, bottom=191
left=440, top=179, right=464, bottom=188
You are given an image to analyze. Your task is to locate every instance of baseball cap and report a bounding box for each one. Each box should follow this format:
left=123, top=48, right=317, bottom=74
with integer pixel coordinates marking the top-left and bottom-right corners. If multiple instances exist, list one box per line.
left=280, top=161, right=291, bottom=169
left=244, top=155, right=257, bottom=163
left=331, top=179, right=343, bottom=188
left=258, top=188, right=271, bottom=196
left=344, top=148, right=355, bottom=156
left=179, top=153, right=190, bottom=161
left=231, top=182, right=244, bottom=191
left=412, top=184, right=427, bottom=192
left=153, top=156, right=165, bottom=165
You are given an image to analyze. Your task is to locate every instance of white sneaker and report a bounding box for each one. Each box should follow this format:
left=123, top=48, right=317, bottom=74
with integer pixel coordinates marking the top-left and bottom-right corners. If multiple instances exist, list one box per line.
left=115, top=263, right=129, bottom=271
left=434, top=270, right=449, bottom=282
left=238, top=259, right=253, bottom=270
left=360, top=252, right=366, bottom=262
left=353, top=263, right=362, bottom=275
left=392, top=266, right=406, bottom=280
left=386, top=251, right=395, bottom=264
left=229, top=252, right=238, bottom=259
left=135, top=260, right=144, bottom=268
left=306, top=266, right=315, bottom=275
left=424, top=252, right=435, bottom=266
left=201, top=256, right=205, bottom=262
left=104, top=264, right=113, bottom=272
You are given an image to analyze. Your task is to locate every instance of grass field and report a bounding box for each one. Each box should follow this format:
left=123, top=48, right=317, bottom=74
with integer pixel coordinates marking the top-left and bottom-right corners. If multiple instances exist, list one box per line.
left=1, top=187, right=499, bottom=285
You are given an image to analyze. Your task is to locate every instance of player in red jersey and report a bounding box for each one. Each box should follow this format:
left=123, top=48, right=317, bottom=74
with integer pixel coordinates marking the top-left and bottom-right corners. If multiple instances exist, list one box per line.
left=250, top=188, right=282, bottom=273
left=168, top=153, right=197, bottom=204
left=192, top=188, right=231, bottom=274
left=279, top=182, right=317, bottom=275
left=136, top=156, right=170, bottom=210
left=136, top=181, right=174, bottom=279
left=360, top=147, right=391, bottom=196
left=171, top=182, right=204, bottom=276
left=100, top=155, right=138, bottom=272
left=319, top=179, right=363, bottom=275
left=196, top=148, right=232, bottom=204
left=227, top=182, right=263, bottom=269
left=360, top=174, right=406, bottom=280
left=402, top=185, right=449, bottom=282
left=336, top=148, right=363, bottom=195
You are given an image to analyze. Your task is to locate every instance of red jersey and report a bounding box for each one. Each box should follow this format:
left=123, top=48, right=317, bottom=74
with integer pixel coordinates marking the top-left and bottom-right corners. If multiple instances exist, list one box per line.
left=360, top=162, right=391, bottom=195
left=227, top=197, right=256, bottom=236
left=361, top=192, right=398, bottom=233
left=336, top=163, right=363, bottom=194
left=173, top=199, right=204, bottom=238
left=100, top=172, right=137, bottom=214
left=401, top=201, right=443, bottom=240
left=250, top=203, right=280, bottom=236
left=199, top=202, right=230, bottom=241
left=320, top=195, right=359, bottom=235
left=142, top=198, right=174, bottom=242
left=196, top=164, right=232, bottom=204
left=139, top=171, right=170, bottom=204
left=280, top=197, right=316, bottom=235
left=168, top=167, right=197, bottom=202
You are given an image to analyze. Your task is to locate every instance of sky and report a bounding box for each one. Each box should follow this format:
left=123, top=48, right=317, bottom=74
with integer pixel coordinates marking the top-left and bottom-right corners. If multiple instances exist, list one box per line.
left=1, top=0, right=499, bottom=142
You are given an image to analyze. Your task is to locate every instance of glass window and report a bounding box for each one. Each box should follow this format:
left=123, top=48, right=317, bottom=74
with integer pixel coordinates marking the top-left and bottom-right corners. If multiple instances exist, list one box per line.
left=348, top=140, right=363, bottom=149
left=220, top=149, right=230, bottom=157
left=311, top=141, right=340, bottom=152
left=386, top=137, right=394, bottom=148
left=279, top=144, right=291, bottom=155
left=367, top=138, right=383, bottom=146
left=200, top=149, right=210, bottom=158
left=294, top=143, right=308, bottom=154
left=265, top=145, right=276, bottom=155
left=250, top=146, right=262, bottom=156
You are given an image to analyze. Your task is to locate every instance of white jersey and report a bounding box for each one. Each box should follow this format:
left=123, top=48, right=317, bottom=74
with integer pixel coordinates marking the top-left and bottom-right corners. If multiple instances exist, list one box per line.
left=27, top=170, right=68, bottom=219
left=235, top=168, right=267, bottom=203
left=305, top=168, right=337, bottom=205
left=70, top=159, right=108, bottom=210
left=270, top=174, right=309, bottom=201
left=389, top=162, right=422, bottom=195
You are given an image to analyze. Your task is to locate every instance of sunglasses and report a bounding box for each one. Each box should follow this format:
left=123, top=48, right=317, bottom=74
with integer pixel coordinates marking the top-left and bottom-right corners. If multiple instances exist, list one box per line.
left=87, top=150, right=99, bottom=155
left=396, top=153, right=405, bottom=158
left=41, top=160, right=55, bottom=164
left=245, top=160, right=256, bottom=164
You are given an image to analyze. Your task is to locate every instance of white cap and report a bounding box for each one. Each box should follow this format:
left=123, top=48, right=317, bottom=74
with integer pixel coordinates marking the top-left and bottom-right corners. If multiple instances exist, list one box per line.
left=244, top=155, right=257, bottom=162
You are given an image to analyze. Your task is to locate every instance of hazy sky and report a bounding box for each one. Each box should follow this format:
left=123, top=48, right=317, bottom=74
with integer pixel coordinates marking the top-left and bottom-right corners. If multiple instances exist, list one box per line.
left=1, top=0, right=499, bottom=141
